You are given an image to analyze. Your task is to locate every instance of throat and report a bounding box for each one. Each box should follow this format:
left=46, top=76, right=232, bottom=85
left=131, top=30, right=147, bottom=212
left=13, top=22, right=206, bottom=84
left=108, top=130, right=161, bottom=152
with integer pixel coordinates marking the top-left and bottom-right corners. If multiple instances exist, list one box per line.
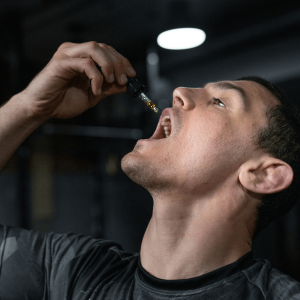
left=140, top=198, right=252, bottom=280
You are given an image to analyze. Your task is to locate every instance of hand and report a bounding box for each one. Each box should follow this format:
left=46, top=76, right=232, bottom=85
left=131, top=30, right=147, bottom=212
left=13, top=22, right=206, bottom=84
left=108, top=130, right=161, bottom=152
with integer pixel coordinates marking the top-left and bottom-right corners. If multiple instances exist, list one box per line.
left=20, top=42, right=136, bottom=121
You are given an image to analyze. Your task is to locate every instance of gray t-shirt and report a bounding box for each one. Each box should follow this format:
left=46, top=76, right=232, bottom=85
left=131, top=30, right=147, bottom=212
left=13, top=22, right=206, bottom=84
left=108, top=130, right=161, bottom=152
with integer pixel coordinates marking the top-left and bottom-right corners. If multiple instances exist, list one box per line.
left=0, top=224, right=300, bottom=299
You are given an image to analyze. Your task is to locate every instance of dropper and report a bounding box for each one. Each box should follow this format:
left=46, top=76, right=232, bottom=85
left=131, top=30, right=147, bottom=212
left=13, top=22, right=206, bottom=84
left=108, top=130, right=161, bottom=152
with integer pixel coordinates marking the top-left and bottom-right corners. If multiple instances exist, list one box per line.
left=126, top=77, right=159, bottom=113
left=93, top=63, right=159, bottom=113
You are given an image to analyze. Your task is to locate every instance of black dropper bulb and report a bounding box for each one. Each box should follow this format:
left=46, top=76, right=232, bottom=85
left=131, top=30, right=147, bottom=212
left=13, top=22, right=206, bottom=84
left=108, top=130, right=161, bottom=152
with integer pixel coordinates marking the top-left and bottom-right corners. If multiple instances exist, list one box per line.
left=94, top=63, right=159, bottom=113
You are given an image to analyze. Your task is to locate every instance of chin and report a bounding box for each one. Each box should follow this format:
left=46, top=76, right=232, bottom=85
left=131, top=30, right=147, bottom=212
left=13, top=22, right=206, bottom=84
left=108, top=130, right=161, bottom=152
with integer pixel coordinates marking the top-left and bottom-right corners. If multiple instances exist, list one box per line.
left=121, top=151, right=145, bottom=185
left=121, top=151, right=167, bottom=192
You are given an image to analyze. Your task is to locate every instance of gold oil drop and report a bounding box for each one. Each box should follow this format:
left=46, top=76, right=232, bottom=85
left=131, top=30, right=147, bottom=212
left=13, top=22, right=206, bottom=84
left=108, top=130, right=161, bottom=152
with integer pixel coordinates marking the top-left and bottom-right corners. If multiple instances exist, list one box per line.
left=139, top=93, right=159, bottom=113
left=146, top=101, right=159, bottom=113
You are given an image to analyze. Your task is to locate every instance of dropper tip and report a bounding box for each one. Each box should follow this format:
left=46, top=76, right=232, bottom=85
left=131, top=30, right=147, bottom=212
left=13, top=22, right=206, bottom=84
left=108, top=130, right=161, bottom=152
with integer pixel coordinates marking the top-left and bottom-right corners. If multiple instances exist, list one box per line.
left=154, top=107, right=159, bottom=113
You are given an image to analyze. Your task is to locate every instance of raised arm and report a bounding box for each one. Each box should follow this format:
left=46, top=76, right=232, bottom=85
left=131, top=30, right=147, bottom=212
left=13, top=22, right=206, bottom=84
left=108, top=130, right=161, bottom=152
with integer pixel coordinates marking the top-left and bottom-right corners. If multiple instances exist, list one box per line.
left=0, top=42, right=136, bottom=170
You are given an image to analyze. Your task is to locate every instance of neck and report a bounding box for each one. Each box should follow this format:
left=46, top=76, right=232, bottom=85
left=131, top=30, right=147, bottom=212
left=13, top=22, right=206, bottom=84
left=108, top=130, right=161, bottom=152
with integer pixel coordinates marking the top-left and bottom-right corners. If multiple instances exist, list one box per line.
left=140, top=189, right=254, bottom=280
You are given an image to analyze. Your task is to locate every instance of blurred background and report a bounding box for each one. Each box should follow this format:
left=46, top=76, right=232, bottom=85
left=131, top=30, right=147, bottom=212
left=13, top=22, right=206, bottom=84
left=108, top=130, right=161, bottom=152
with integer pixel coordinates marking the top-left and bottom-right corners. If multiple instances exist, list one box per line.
left=0, top=0, right=300, bottom=280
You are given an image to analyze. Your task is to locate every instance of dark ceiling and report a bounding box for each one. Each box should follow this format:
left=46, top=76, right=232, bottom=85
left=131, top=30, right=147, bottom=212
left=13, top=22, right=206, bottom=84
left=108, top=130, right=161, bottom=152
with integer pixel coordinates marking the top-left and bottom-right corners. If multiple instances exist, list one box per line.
left=1, top=0, right=300, bottom=70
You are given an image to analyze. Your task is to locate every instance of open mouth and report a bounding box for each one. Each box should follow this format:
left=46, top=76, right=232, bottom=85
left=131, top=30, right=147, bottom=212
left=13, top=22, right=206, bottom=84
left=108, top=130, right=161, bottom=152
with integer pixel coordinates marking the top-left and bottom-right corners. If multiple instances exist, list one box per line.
left=150, top=109, right=173, bottom=140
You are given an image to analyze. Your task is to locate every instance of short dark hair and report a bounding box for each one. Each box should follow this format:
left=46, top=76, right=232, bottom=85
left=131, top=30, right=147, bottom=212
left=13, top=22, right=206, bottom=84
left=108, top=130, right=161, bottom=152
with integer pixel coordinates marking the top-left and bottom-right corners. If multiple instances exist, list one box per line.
left=236, top=76, right=300, bottom=239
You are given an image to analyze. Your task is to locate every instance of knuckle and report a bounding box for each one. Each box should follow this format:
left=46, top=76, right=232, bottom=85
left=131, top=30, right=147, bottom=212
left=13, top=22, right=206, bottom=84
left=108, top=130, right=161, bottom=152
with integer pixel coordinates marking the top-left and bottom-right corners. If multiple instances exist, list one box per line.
left=82, top=58, right=94, bottom=66
left=58, top=42, right=73, bottom=50
left=52, top=52, right=65, bottom=62
left=98, top=43, right=108, bottom=48
left=87, top=41, right=99, bottom=50
left=103, top=60, right=114, bottom=70
left=114, top=59, right=125, bottom=70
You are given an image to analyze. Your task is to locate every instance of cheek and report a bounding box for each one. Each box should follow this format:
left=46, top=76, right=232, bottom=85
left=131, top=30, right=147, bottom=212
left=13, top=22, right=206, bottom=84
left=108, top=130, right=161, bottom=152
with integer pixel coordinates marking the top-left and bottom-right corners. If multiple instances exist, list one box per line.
left=176, top=120, right=246, bottom=179
left=182, top=119, right=234, bottom=153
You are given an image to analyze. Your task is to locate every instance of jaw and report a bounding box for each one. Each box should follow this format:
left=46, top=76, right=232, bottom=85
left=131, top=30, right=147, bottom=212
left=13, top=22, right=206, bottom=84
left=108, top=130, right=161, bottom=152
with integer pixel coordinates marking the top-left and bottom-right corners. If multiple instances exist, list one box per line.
left=121, top=148, right=175, bottom=194
left=122, top=106, right=209, bottom=195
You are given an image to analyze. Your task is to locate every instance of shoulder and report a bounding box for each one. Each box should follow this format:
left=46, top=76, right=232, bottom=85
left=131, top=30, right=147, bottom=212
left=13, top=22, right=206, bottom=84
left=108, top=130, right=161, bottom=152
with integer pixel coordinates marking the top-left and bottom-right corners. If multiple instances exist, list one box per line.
left=243, top=259, right=300, bottom=299
left=0, top=223, right=136, bottom=265
left=0, top=224, right=139, bottom=299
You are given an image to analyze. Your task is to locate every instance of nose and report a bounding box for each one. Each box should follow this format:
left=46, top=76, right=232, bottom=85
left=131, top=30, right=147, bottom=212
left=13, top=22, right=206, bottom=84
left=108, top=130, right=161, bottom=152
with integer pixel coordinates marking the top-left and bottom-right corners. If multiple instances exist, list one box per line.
left=172, top=87, right=196, bottom=111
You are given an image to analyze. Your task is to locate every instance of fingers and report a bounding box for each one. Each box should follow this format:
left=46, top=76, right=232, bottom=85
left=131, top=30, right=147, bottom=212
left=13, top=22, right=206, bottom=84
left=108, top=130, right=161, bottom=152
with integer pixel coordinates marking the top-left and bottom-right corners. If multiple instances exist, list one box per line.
left=59, top=41, right=136, bottom=88
left=107, top=45, right=137, bottom=83
left=81, top=58, right=103, bottom=96
left=51, top=54, right=103, bottom=96
left=88, top=81, right=127, bottom=108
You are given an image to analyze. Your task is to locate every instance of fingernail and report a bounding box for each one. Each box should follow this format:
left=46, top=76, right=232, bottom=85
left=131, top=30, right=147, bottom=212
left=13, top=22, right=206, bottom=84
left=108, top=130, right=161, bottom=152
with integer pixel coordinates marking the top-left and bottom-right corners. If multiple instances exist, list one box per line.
left=109, top=74, right=115, bottom=82
left=97, top=88, right=102, bottom=95
left=127, top=67, right=136, bottom=76
left=120, top=74, right=127, bottom=84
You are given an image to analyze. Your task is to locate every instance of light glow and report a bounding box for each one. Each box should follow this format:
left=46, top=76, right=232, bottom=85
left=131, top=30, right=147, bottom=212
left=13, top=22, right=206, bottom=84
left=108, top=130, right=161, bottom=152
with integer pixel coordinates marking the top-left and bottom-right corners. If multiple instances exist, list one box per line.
left=157, top=28, right=206, bottom=50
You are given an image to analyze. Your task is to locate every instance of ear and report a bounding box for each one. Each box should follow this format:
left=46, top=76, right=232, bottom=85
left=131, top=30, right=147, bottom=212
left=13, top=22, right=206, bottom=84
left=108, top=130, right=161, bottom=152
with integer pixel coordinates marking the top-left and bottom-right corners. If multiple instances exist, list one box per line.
left=239, top=156, right=294, bottom=194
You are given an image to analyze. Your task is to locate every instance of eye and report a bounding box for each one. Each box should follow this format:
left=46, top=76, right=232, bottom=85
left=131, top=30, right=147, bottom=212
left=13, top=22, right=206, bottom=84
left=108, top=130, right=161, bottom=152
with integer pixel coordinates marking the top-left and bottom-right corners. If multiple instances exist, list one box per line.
left=212, top=97, right=225, bottom=107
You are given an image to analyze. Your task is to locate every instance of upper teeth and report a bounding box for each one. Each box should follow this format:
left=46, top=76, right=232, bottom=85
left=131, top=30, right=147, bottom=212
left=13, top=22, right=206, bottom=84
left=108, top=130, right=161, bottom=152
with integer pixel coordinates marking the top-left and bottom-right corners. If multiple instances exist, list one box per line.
left=161, top=116, right=171, bottom=137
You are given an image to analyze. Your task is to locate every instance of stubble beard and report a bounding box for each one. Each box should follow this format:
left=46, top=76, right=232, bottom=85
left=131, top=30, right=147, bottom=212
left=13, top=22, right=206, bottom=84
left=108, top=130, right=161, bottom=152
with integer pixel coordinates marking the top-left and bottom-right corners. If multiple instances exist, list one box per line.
left=121, top=148, right=168, bottom=193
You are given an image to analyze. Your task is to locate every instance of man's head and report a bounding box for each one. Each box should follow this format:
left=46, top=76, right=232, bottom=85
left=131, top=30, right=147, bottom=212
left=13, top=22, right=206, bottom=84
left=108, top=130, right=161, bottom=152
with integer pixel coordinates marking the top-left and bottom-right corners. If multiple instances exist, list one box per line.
left=121, top=76, right=300, bottom=239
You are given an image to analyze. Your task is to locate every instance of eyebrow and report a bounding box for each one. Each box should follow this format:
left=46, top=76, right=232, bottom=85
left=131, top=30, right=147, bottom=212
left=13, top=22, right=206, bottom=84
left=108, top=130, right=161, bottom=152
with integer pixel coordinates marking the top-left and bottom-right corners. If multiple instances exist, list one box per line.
left=204, top=81, right=249, bottom=109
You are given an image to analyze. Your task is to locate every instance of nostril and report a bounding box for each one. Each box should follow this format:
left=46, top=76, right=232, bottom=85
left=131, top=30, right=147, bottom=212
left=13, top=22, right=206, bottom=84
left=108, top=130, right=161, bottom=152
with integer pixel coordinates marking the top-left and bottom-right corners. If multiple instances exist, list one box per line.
left=173, top=96, right=184, bottom=107
left=172, top=87, right=196, bottom=111
left=172, top=88, right=189, bottom=109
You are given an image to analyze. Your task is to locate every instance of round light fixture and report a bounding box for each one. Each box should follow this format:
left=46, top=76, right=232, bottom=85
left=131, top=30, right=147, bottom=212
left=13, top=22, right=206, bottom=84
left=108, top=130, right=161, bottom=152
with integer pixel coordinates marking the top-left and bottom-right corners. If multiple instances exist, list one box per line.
left=157, top=28, right=206, bottom=50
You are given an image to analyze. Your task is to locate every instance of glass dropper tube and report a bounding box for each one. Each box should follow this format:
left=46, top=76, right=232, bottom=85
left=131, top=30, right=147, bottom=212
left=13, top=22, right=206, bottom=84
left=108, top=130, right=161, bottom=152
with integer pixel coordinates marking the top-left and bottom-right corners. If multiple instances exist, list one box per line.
left=126, top=77, right=159, bottom=113
left=139, top=93, right=159, bottom=113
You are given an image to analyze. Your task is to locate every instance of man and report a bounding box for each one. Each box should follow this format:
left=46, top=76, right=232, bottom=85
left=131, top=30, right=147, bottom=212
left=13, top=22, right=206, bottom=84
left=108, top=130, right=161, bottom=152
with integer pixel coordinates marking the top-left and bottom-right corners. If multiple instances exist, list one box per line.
left=0, top=42, right=300, bottom=299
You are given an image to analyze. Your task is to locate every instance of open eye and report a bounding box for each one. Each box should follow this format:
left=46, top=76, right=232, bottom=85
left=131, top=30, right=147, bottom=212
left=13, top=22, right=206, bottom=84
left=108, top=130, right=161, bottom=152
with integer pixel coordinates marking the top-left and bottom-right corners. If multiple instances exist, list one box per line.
left=212, top=97, right=225, bottom=107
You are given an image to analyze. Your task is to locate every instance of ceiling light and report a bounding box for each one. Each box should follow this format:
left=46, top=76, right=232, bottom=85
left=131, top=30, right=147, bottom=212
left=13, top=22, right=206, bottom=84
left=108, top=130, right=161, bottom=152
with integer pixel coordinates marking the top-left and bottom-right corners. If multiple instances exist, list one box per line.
left=157, top=28, right=206, bottom=50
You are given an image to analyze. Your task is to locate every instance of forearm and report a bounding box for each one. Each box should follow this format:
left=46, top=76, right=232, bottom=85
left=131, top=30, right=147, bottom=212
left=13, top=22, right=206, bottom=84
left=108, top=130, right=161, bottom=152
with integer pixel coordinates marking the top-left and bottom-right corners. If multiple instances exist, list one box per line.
left=0, top=93, right=43, bottom=171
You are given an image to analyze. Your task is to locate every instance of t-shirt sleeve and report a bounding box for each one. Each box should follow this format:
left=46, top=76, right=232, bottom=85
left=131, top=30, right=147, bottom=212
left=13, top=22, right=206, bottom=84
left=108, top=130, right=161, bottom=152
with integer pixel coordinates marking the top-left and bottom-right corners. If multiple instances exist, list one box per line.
left=0, top=223, right=122, bottom=300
